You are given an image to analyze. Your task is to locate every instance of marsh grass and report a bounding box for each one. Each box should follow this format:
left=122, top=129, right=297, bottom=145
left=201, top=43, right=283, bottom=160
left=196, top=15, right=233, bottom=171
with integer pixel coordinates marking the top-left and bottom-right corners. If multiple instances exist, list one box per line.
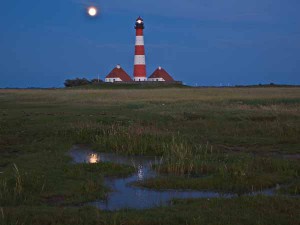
left=0, top=88, right=299, bottom=224
left=0, top=151, right=136, bottom=206
left=157, top=141, right=216, bottom=176
left=279, top=179, right=300, bottom=195
left=0, top=163, right=50, bottom=206
left=139, top=141, right=300, bottom=193
left=0, top=164, right=25, bottom=206
left=0, top=197, right=299, bottom=225
left=67, top=123, right=174, bottom=156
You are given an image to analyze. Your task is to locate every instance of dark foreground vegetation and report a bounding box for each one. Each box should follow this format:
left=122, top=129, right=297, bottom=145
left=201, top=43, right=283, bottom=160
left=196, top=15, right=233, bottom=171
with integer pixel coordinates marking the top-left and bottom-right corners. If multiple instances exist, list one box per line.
left=0, top=87, right=299, bottom=224
left=64, top=78, right=103, bottom=87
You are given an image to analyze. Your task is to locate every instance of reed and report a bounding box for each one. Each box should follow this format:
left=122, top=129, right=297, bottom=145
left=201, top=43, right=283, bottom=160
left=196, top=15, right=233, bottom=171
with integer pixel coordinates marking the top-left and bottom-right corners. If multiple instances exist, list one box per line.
left=140, top=150, right=299, bottom=193
left=0, top=207, right=4, bottom=221
left=13, top=164, right=22, bottom=197
left=157, top=140, right=216, bottom=176
left=67, top=122, right=174, bottom=156
left=0, top=164, right=24, bottom=205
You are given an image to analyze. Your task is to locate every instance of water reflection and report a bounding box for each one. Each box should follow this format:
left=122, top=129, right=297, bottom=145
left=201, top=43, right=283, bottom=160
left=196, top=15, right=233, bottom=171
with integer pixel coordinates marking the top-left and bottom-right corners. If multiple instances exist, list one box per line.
left=88, top=153, right=100, bottom=164
left=137, top=165, right=144, bottom=181
left=69, top=146, right=274, bottom=211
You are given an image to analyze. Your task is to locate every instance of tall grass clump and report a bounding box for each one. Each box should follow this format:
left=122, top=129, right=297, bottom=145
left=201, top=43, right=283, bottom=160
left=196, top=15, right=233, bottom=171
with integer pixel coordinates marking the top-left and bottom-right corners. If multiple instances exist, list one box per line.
left=13, top=164, right=22, bottom=196
left=67, top=122, right=175, bottom=155
left=157, top=140, right=218, bottom=177
left=214, top=156, right=299, bottom=193
left=151, top=146, right=300, bottom=193
left=93, top=125, right=172, bottom=155
left=0, top=164, right=24, bottom=206
left=0, top=164, right=46, bottom=206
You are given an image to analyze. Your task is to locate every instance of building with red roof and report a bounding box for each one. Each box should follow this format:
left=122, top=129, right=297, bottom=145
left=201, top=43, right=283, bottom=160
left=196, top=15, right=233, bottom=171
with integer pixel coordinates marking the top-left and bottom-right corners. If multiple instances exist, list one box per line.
left=105, top=65, right=132, bottom=82
left=148, top=67, right=174, bottom=82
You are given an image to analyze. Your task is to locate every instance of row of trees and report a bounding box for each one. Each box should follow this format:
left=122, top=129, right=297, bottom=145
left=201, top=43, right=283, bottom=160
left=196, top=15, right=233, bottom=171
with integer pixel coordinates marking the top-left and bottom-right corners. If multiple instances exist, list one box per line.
left=64, top=78, right=103, bottom=87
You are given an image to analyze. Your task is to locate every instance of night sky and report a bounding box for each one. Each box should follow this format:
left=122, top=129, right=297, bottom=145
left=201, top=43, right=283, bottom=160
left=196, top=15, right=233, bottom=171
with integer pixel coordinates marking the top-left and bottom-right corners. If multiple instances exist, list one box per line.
left=0, top=0, right=299, bottom=87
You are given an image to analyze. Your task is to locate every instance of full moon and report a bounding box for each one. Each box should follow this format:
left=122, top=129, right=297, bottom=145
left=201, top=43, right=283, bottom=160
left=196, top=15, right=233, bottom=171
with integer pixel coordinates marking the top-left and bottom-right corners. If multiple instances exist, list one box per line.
left=88, top=7, right=97, bottom=17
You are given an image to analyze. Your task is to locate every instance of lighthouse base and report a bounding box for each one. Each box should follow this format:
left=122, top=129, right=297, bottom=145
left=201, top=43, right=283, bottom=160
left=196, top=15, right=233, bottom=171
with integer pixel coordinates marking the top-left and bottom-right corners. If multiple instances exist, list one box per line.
left=134, top=77, right=147, bottom=82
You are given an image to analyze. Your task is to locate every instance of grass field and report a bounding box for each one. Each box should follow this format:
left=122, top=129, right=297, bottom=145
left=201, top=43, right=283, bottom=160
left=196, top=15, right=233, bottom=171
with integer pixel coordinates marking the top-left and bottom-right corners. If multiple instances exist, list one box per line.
left=0, top=87, right=299, bottom=224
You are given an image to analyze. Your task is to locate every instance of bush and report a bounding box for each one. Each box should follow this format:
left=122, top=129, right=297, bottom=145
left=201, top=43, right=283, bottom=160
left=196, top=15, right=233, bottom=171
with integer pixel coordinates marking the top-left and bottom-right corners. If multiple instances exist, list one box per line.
left=90, top=79, right=103, bottom=84
left=64, top=78, right=91, bottom=87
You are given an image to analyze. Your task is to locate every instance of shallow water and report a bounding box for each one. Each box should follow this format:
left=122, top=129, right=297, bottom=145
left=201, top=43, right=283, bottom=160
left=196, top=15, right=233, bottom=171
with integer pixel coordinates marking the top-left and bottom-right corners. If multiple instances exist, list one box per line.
left=69, top=146, right=274, bottom=210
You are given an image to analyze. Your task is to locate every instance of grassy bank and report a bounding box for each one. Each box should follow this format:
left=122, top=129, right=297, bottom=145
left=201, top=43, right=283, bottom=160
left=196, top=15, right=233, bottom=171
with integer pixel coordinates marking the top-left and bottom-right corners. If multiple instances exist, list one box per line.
left=134, top=142, right=299, bottom=194
left=0, top=87, right=299, bottom=224
left=1, top=196, right=299, bottom=225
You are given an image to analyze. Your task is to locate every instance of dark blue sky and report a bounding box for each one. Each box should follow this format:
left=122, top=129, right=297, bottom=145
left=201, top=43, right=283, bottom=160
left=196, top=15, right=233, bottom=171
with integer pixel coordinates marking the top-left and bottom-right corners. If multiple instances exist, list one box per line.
left=0, top=0, right=299, bottom=87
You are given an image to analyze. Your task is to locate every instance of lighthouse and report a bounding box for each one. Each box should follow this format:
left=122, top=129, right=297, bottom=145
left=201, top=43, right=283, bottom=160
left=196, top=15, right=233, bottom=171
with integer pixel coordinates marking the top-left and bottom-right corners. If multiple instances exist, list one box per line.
left=133, top=17, right=147, bottom=81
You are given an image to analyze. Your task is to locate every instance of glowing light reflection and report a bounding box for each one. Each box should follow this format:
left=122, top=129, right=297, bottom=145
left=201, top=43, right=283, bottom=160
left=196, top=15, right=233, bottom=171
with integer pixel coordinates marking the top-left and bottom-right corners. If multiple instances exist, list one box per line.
left=88, top=153, right=100, bottom=164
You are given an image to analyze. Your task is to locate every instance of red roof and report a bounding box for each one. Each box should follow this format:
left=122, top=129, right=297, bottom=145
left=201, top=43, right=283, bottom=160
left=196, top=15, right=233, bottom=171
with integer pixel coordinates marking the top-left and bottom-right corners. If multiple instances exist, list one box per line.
left=106, top=66, right=132, bottom=81
left=149, top=67, right=174, bottom=81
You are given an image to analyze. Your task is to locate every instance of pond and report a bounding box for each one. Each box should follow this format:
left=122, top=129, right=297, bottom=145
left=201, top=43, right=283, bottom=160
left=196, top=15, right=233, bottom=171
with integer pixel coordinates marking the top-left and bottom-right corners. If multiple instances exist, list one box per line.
left=69, top=146, right=274, bottom=211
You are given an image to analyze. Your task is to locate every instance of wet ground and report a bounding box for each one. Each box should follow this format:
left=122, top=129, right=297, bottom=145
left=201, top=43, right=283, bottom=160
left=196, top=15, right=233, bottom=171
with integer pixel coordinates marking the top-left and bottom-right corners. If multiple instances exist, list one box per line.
left=69, top=146, right=276, bottom=211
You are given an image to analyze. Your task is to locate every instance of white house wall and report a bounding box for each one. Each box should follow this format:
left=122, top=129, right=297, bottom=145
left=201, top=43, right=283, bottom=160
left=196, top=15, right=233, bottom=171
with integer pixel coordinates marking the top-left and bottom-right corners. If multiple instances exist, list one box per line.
left=105, top=78, right=122, bottom=83
left=148, top=78, right=165, bottom=82
left=134, top=77, right=147, bottom=82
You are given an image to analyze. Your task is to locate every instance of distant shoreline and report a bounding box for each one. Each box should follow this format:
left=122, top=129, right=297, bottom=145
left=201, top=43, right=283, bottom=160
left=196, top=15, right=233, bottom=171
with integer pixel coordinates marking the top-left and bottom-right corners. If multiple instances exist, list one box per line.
left=1, top=84, right=300, bottom=90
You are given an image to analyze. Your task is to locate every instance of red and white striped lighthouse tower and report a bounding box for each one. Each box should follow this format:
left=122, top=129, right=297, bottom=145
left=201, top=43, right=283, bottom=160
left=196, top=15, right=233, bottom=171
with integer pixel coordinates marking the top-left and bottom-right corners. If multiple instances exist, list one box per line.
left=133, top=17, right=147, bottom=81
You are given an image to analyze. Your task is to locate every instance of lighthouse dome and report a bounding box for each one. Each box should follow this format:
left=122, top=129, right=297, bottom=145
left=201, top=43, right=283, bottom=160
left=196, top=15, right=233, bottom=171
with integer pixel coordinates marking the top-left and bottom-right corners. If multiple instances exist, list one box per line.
left=136, top=16, right=143, bottom=23
left=135, top=16, right=144, bottom=29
